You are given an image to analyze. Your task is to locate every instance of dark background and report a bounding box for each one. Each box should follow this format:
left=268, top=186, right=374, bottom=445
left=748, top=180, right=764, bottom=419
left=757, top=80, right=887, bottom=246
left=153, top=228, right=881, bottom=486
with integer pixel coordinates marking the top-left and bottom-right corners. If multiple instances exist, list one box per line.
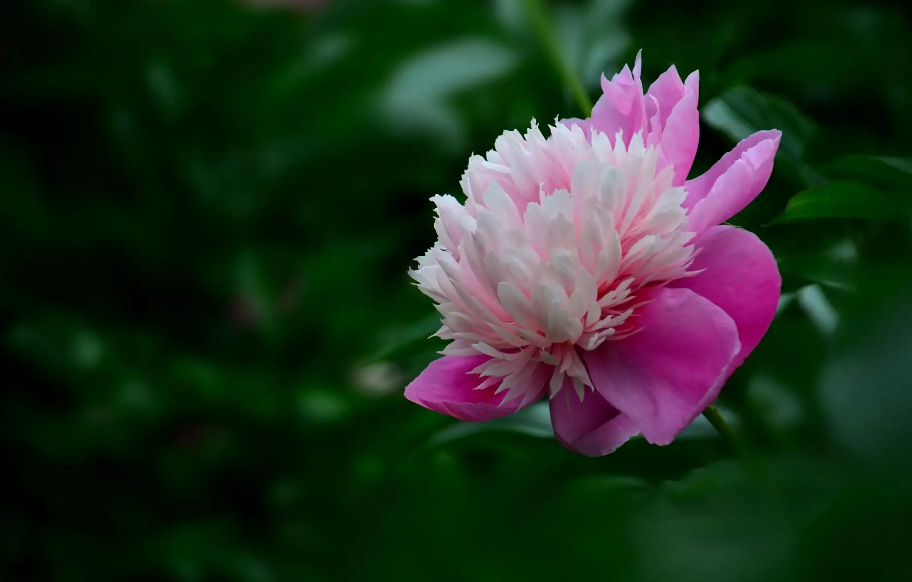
left=3, top=0, right=912, bottom=580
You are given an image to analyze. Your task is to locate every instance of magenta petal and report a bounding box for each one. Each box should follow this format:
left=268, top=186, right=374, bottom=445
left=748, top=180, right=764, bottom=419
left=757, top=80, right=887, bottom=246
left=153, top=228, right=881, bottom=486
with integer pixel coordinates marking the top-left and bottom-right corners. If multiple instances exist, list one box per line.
left=683, top=130, right=781, bottom=232
left=582, top=288, right=740, bottom=445
left=683, top=130, right=779, bottom=209
left=672, top=225, right=781, bottom=373
left=405, top=355, right=545, bottom=422
left=549, top=379, right=639, bottom=457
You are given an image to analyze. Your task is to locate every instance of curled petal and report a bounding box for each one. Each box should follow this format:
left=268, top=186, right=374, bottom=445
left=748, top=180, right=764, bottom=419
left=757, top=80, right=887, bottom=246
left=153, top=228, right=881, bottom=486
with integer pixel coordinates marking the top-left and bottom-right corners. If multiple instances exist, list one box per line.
left=658, top=91, right=699, bottom=186
left=683, top=70, right=700, bottom=104
left=684, top=130, right=781, bottom=232
left=645, top=65, right=686, bottom=132
left=671, top=225, right=781, bottom=373
left=582, top=287, right=740, bottom=445
left=549, top=378, right=639, bottom=457
left=405, top=355, right=546, bottom=422
left=590, top=51, right=646, bottom=146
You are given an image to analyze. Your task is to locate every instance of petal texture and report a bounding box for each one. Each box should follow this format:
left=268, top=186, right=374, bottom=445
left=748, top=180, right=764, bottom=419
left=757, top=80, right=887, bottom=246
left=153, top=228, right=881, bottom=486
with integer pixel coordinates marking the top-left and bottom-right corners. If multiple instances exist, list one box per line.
left=590, top=51, right=646, bottom=146
left=657, top=92, right=699, bottom=186
left=645, top=67, right=700, bottom=186
left=405, top=355, right=547, bottom=422
left=549, top=379, right=639, bottom=457
left=645, top=65, right=687, bottom=131
left=582, top=287, right=740, bottom=445
left=684, top=130, right=781, bottom=232
left=561, top=117, right=593, bottom=141
left=671, top=225, right=781, bottom=372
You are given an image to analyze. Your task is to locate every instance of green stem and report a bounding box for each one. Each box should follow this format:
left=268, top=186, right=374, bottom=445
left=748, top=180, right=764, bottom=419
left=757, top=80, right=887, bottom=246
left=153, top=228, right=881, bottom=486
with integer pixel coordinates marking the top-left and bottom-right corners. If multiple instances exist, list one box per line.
left=702, top=405, right=740, bottom=453
left=521, top=0, right=593, bottom=116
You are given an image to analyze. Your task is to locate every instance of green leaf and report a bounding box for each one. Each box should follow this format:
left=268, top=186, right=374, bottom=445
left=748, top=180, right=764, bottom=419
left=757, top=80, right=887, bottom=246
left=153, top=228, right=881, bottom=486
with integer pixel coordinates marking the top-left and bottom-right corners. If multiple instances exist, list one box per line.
left=723, top=40, right=870, bottom=90
left=426, top=401, right=554, bottom=446
left=425, top=399, right=736, bottom=449
left=777, top=251, right=856, bottom=292
left=794, top=284, right=839, bottom=336
left=762, top=222, right=858, bottom=291
left=553, top=0, right=632, bottom=94
left=702, top=85, right=821, bottom=186
left=364, top=312, right=442, bottom=363
left=821, top=298, right=912, bottom=469
left=772, top=181, right=912, bottom=223
left=820, top=155, right=912, bottom=192
left=381, top=37, right=520, bottom=149
left=624, top=459, right=821, bottom=582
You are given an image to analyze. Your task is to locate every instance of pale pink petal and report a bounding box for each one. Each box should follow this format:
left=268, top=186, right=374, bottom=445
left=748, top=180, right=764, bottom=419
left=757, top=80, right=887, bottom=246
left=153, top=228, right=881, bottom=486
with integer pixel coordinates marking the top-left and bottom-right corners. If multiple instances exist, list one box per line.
left=561, top=118, right=592, bottom=141
left=549, top=380, right=639, bottom=457
left=645, top=65, right=686, bottom=131
left=582, top=287, right=740, bottom=445
left=404, top=355, right=545, bottom=422
left=683, top=130, right=781, bottom=231
left=671, top=225, right=781, bottom=373
left=644, top=94, right=663, bottom=147
left=658, top=92, right=699, bottom=186
left=641, top=65, right=699, bottom=183
left=632, top=49, right=642, bottom=78
left=684, top=70, right=699, bottom=105
left=590, top=51, right=646, bottom=146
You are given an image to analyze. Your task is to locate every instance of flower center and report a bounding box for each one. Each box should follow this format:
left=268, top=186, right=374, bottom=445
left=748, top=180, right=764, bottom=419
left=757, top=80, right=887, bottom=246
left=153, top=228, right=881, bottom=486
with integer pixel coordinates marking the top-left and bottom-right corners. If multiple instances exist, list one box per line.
left=411, top=120, right=697, bottom=404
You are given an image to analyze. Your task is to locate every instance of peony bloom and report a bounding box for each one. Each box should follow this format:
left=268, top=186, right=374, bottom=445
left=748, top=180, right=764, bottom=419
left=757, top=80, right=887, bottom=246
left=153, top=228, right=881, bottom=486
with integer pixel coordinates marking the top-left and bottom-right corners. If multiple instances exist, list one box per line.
left=405, top=52, right=781, bottom=456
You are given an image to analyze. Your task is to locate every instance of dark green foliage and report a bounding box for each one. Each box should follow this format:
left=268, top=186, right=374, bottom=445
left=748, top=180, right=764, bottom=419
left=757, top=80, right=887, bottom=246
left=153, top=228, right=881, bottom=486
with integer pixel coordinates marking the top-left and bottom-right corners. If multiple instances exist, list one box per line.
left=2, top=0, right=912, bottom=580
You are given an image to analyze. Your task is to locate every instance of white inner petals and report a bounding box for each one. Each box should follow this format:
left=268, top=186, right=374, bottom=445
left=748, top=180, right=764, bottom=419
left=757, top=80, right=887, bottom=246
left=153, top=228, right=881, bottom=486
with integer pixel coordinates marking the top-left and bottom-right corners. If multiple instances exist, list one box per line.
left=411, top=120, right=697, bottom=406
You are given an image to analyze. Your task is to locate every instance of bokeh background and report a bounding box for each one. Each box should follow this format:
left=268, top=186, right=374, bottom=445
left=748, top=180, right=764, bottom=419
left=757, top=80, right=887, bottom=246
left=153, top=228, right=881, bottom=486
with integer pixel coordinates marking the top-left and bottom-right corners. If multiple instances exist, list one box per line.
left=3, top=0, right=912, bottom=580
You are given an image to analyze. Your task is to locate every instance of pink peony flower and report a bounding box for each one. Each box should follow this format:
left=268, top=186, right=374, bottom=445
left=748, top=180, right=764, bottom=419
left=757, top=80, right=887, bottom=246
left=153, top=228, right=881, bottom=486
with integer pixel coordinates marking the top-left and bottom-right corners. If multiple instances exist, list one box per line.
left=405, top=52, right=781, bottom=456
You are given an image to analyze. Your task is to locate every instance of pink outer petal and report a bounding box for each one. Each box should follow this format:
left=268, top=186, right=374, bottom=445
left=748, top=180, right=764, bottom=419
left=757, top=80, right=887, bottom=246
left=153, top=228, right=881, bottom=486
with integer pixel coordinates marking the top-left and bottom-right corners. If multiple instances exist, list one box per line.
left=683, top=130, right=782, bottom=232
left=671, top=225, right=781, bottom=374
left=683, top=130, right=779, bottom=209
left=549, top=378, right=639, bottom=457
left=404, top=355, right=546, bottom=422
left=582, top=287, right=741, bottom=445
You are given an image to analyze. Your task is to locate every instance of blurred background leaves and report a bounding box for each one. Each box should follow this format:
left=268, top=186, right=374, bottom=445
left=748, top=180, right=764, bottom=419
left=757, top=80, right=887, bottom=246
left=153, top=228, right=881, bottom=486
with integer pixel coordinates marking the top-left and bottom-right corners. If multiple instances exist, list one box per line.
left=2, top=0, right=912, bottom=580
